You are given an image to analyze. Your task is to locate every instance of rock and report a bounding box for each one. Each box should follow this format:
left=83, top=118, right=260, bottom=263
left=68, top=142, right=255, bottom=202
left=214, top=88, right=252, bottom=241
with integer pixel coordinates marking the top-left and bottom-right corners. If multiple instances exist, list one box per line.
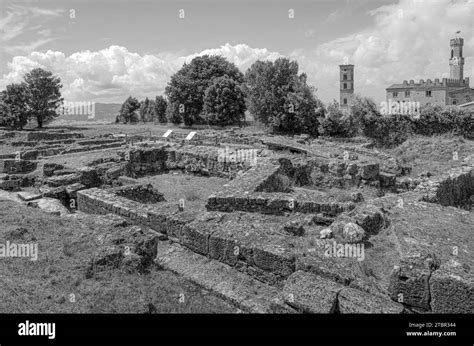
left=29, top=197, right=70, bottom=216
left=353, top=205, right=386, bottom=235
left=17, top=191, right=42, bottom=201
left=350, top=192, right=364, bottom=203
left=388, top=250, right=440, bottom=311
left=43, top=163, right=64, bottom=177
left=329, top=162, right=345, bottom=177
left=342, top=223, right=365, bottom=243
left=320, top=228, right=333, bottom=239
left=346, top=163, right=359, bottom=176
left=430, top=260, right=474, bottom=313
left=338, top=287, right=404, bottom=313
left=283, top=220, right=305, bottom=236
left=359, top=163, right=379, bottom=180
left=379, top=172, right=396, bottom=188
left=282, top=271, right=342, bottom=313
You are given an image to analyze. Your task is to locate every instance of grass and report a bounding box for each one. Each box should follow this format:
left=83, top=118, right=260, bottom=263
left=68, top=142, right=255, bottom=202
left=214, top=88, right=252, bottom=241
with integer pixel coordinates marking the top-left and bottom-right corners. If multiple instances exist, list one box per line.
left=386, top=134, right=473, bottom=176
left=0, top=199, right=237, bottom=313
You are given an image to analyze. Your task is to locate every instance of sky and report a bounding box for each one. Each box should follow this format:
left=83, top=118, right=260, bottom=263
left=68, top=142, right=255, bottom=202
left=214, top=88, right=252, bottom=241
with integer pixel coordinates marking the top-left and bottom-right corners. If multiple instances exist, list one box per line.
left=0, top=0, right=473, bottom=104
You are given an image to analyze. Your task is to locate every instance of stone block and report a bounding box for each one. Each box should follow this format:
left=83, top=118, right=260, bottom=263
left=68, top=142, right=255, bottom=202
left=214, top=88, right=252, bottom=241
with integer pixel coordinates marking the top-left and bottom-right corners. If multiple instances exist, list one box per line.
left=282, top=271, right=342, bottom=313
left=338, top=287, right=404, bottom=313
left=430, top=260, right=474, bottom=313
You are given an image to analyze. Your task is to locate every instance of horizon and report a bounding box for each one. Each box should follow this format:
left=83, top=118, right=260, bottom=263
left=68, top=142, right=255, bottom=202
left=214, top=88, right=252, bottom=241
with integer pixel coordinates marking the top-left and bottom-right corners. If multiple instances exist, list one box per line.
left=1, top=0, right=473, bottom=105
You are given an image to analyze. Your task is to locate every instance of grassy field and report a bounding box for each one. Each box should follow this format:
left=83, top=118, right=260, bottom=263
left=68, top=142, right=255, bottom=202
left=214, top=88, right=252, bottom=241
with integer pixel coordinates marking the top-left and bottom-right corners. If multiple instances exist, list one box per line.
left=0, top=199, right=238, bottom=313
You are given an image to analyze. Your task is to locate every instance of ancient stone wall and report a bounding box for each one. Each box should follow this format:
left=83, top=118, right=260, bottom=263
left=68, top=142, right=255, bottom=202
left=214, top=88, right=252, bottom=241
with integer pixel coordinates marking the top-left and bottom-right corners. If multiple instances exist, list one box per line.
left=124, top=145, right=255, bottom=178
left=415, top=166, right=473, bottom=209
left=27, top=131, right=84, bottom=141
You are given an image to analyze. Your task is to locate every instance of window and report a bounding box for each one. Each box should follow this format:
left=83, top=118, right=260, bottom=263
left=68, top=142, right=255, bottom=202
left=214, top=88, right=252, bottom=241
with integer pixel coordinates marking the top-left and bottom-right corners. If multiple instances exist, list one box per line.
left=343, top=83, right=347, bottom=89
left=426, top=90, right=432, bottom=97
left=393, top=92, right=398, bottom=97
left=453, top=100, right=457, bottom=105
left=405, top=90, right=410, bottom=97
left=343, top=98, right=347, bottom=105
left=343, top=74, right=347, bottom=80
left=451, top=49, right=454, bottom=59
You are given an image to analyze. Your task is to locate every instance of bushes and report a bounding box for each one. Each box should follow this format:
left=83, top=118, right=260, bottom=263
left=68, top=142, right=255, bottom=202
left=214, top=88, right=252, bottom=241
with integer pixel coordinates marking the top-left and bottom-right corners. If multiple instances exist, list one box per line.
left=318, top=101, right=355, bottom=137
left=413, top=105, right=473, bottom=139
left=328, top=97, right=474, bottom=147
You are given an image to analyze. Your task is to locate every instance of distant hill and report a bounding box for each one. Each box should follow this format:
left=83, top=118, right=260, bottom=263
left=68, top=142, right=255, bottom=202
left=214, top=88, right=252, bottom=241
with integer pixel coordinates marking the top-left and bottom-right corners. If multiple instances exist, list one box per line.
left=57, top=102, right=122, bottom=123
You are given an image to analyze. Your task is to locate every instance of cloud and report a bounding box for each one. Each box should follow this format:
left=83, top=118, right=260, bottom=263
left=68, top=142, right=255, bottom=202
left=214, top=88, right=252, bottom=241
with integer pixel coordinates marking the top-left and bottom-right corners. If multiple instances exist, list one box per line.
left=292, top=0, right=474, bottom=103
left=0, top=0, right=471, bottom=104
left=0, top=5, right=64, bottom=55
left=0, top=44, right=281, bottom=103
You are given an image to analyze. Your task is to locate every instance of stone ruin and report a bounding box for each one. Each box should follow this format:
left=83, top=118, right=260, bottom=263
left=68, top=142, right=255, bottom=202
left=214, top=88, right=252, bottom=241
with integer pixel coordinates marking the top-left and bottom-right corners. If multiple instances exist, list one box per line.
left=0, top=127, right=472, bottom=313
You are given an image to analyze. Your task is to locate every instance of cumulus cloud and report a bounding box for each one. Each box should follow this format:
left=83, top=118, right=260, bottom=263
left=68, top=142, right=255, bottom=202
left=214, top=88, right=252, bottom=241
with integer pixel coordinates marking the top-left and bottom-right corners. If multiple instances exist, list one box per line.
left=0, top=43, right=281, bottom=103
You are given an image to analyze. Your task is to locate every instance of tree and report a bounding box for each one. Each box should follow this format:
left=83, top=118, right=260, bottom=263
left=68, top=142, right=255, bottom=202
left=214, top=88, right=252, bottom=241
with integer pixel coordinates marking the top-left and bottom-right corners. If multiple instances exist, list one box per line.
left=166, top=100, right=181, bottom=125
left=23, top=68, right=63, bottom=128
left=118, top=96, right=140, bottom=123
left=203, top=76, right=246, bottom=126
left=244, top=57, right=322, bottom=135
left=244, top=58, right=299, bottom=126
left=0, top=83, right=29, bottom=130
left=165, top=55, right=244, bottom=126
left=146, top=99, right=155, bottom=122
left=139, top=97, right=150, bottom=122
left=154, top=95, right=167, bottom=123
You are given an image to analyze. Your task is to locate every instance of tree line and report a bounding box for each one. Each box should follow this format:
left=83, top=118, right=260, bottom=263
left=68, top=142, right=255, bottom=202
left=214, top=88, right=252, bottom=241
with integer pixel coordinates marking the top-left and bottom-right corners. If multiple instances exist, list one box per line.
left=116, top=55, right=323, bottom=135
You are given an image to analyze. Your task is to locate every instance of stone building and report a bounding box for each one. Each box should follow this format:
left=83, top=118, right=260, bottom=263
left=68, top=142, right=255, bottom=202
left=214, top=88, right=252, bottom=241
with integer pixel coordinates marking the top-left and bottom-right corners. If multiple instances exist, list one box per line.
left=386, top=37, right=474, bottom=107
left=339, top=64, right=354, bottom=110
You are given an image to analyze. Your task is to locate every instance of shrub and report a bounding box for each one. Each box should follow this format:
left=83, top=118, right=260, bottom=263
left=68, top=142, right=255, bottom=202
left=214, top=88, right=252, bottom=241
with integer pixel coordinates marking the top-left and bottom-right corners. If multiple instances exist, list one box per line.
left=318, top=101, right=355, bottom=137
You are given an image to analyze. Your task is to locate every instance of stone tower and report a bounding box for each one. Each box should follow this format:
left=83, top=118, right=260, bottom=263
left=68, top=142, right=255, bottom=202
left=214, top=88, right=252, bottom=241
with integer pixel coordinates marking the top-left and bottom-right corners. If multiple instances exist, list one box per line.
left=449, top=37, right=464, bottom=80
left=339, top=64, right=354, bottom=110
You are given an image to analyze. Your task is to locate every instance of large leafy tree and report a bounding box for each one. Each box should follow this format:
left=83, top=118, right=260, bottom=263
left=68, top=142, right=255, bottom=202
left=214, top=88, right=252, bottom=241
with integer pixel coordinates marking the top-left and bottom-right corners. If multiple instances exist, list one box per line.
left=244, top=58, right=322, bottom=135
left=203, top=76, right=246, bottom=126
left=154, top=95, right=167, bottom=123
left=0, top=83, right=29, bottom=130
left=118, top=96, right=140, bottom=123
left=165, top=55, right=244, bottom=126
left=23, top=68, right=63, bottom=128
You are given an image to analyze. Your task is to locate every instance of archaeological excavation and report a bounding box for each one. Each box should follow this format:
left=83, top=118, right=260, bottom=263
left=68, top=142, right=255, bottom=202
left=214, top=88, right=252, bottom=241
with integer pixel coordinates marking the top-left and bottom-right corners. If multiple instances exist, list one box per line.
left=1, top=126, right=472, bottom=314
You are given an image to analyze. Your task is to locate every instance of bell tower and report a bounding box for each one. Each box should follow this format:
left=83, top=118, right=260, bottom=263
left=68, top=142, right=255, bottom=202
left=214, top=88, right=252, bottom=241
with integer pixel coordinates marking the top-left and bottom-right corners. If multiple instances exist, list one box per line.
left=449, top=37, right=464, bottom=80
left=339, top=64, right=354, bottom=110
